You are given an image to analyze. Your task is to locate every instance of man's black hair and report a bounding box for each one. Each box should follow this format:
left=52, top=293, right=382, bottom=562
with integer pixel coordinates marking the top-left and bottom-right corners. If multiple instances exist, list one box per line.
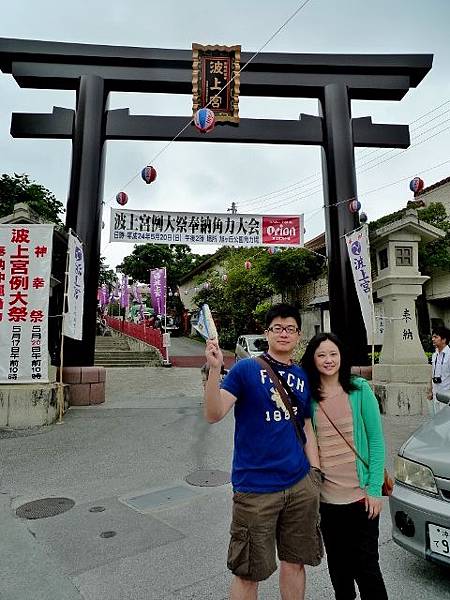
left=432, top=325, right=450, bottom=344
left=265, top=303, right=302, bottom=330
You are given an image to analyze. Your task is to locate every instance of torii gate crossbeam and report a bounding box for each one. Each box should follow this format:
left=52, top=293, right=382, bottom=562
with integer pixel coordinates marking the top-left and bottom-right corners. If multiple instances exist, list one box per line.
left=0, top=38, right=432, bottom=366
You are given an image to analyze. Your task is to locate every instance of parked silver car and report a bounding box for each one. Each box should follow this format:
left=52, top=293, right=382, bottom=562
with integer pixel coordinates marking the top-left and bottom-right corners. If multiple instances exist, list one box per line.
left=389, top=391, right=450, bottom=567
left=234, top=335, right=268, bottom=362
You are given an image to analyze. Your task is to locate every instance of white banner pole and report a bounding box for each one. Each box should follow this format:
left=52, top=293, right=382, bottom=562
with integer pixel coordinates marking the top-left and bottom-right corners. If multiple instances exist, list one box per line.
left=58, top=229, right=71, bottom=424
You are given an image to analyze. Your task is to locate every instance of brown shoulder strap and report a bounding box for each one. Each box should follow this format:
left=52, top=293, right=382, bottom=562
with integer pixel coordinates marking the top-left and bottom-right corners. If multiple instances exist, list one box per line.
left=256, top=356, right=305, bottom=448
left=318, top=402, right=369, bottom=469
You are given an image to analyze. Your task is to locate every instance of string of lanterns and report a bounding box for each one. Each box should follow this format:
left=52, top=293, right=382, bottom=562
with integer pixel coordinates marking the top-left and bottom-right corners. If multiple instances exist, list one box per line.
left=115, top=108, right=216, bottom=206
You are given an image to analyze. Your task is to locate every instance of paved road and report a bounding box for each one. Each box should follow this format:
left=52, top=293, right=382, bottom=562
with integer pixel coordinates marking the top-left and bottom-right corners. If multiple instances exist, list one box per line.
left=1, top=366, right=449, bottom=599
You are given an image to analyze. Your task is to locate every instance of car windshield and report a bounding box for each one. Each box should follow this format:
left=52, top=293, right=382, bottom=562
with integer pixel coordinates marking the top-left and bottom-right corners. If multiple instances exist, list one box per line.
left=248, top=337, right=267, bottom=351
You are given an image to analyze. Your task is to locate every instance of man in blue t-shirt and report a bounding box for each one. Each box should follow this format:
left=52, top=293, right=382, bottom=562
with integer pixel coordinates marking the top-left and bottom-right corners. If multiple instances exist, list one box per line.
left=204, top=303, right=323, bottom=600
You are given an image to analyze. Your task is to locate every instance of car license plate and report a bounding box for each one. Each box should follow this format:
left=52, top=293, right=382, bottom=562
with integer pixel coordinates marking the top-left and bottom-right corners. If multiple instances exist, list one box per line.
left=428, top=524, right=450, bottom=557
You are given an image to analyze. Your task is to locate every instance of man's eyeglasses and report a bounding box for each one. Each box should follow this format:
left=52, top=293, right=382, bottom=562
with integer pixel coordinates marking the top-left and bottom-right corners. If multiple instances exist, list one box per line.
left=267, top=325, right=300, bottom=335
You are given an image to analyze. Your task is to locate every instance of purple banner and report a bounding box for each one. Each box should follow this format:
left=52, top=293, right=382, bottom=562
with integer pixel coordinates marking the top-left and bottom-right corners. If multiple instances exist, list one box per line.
left=150, top=268, right=166, bottom=316
left=120, top=275, right=129, bottom=308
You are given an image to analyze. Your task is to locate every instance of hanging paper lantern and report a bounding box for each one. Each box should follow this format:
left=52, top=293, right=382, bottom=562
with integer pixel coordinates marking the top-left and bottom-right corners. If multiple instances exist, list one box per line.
left=359, top=212, right=368, bottom=224
left=222, top=273, right=228, bottom=282
left=267, top=247, right=275, bottom=255
left=116, top=192, right=128, bottom=206
left=141, top=165, right=157, bottom=184
left=244, top=260, right=252, bottom=270
left=409, top=177, right=424, bottom=194
left=348, top=199, right=361, bottom=213
left=194, top=108, right=216, bottom=133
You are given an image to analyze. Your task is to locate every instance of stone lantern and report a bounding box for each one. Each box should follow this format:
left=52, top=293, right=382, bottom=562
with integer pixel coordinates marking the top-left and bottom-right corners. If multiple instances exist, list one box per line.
left=372, top=208, right=445, bottom=415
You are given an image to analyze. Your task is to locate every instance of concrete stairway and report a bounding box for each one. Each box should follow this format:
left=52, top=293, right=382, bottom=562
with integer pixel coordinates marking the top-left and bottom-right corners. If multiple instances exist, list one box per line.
left=94, top=335, right=161, bottom=368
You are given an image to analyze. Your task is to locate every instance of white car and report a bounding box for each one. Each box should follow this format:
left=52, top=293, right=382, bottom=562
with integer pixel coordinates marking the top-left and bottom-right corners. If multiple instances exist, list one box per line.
left=389, top=391, right=450, bottom=567
left=235, top=335, right=268, bottom=362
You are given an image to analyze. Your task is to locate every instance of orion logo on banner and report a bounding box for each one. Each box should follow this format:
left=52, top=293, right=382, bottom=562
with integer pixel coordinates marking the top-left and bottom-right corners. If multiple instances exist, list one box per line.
left=262, top=216, right=303, bottom=246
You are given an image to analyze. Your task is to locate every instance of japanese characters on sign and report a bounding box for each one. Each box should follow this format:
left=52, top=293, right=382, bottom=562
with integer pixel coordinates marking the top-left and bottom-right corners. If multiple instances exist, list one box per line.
left=192, top=44, right=240, bottom=123
left=63, top=232, right=84, bottom=340
left=150, top=268, right=166, bottom=316
left=345, top=225, right=374, bottom=345
left=401, top=307, right=414, bottom=342
left=110, top=209, right=304, bottom=248
left=0, top=224, right=53, bottom=383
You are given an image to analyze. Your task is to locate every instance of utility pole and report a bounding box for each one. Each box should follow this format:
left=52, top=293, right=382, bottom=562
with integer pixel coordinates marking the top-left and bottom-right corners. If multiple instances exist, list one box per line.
left=227, top=201, right=237, bottom=214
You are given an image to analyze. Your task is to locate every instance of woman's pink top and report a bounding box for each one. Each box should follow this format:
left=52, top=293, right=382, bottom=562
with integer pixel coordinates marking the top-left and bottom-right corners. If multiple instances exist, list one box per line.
left=316, top=390, right=366, bottom=505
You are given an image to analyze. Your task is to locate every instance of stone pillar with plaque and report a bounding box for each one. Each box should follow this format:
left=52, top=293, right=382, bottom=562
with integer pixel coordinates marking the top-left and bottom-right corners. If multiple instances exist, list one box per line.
left=372, top=209, right=445, bottom=415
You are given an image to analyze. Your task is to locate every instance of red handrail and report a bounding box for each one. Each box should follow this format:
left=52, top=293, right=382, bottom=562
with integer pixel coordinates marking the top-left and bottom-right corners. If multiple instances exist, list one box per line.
left=105, top=316, right=164, bottom=354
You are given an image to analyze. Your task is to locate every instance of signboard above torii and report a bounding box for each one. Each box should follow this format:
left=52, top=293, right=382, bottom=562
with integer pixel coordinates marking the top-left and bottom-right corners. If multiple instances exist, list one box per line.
left=110, top=209, right=304, bottom=248
left=192, top=44, right=241, bottom=123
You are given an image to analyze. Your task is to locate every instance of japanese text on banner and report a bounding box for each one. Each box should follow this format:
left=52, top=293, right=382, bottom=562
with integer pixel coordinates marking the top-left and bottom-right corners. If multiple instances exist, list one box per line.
left=0, top=224, right=53, bottom=383
left=110, top=209, right=304, bottom=248
left=345, top=225, right=374, bottom=345
left=63, top=232, right=84, bottom=340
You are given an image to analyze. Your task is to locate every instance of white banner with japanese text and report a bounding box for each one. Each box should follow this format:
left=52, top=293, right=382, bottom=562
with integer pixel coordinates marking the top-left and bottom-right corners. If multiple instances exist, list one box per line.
left=345, top=225, right=374, bottom=346
left=0, top=224, right=53, bottom=383
left=63, top=231, right=84, bottom=340
left=110, top=209, right=304, bottom=248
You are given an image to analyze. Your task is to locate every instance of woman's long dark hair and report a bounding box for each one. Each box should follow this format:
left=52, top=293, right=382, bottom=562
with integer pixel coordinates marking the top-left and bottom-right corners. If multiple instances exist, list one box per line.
left=301, top=332, right=358, bottom=401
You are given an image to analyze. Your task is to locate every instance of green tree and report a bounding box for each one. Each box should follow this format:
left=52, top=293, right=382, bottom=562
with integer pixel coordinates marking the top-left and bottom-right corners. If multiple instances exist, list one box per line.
left=259, top=248, right=326, bottom=298
left=98, top=256, right=118, bottom=287
left=369, top=202, right=450, bottom=274
left=0, top=173, right=64, bottom=226
left=193, top=247, right=325, bottom=348
left=417, top=202, right=450, bottom=274
left=117, top=243, right=209, bottom=290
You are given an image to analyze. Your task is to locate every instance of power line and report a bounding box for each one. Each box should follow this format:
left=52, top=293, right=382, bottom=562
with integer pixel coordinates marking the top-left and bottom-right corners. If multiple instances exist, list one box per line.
left=242, top=113, right=450, bottom=213
left=102, top=0, right=316, bottom=213
left=237, top=99, right=450, bottom=210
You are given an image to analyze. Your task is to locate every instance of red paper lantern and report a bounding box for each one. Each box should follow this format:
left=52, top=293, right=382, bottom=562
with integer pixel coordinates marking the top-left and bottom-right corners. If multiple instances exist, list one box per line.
left=194, top=108, right=216, bottom=133
left=141, top=165, right=157, bottom=184
left=409, top=177, right=424, bottom=194
left=116, top=192, right=128, bottom=206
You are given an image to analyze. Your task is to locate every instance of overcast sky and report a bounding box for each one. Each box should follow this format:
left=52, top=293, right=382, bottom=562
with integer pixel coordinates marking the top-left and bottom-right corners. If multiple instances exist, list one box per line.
left=1, top=0, right=450, bottom=271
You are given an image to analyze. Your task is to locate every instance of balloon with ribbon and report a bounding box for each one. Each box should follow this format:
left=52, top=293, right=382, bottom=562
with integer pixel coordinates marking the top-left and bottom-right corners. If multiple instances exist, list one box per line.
left=141, top=165, right=157, bottom=185
left=409, top=177, right=424, bottom=194
left=194, top=108, right=216, bottom=133
left=116, top=192, right=128, bottom=206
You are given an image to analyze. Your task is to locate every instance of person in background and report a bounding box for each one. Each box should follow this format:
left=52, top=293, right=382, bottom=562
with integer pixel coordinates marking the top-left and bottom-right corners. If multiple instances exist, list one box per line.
left=428, top=325, right=450, bottom=414
left=302, top=332, right=388, bottom=600
left=203, top=303, right=323, bottom=600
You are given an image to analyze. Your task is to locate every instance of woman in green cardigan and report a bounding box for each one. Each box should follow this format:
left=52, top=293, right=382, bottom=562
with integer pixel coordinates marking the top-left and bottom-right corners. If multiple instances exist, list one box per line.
left=302, top=332, right=388, bottom=600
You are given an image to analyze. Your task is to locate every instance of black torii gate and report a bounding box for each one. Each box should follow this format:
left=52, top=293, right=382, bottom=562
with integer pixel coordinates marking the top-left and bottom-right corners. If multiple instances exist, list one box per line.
left=0, top=38, right=432, bottom=366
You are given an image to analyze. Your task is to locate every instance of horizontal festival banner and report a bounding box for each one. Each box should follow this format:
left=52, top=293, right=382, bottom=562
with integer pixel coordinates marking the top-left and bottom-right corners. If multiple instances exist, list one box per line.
left=110, top=209, right=304, bottom=248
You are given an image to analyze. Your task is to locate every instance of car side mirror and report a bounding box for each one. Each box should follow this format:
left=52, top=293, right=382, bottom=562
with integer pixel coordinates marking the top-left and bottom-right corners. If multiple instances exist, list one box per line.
left=436, top=391, right=450, bottom=405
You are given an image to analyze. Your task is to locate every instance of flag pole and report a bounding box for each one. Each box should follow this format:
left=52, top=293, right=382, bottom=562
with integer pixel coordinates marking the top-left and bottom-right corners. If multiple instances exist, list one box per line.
left=164, top=266, right=170, bottom=365
left=57, top=228, right=71, bottom=424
